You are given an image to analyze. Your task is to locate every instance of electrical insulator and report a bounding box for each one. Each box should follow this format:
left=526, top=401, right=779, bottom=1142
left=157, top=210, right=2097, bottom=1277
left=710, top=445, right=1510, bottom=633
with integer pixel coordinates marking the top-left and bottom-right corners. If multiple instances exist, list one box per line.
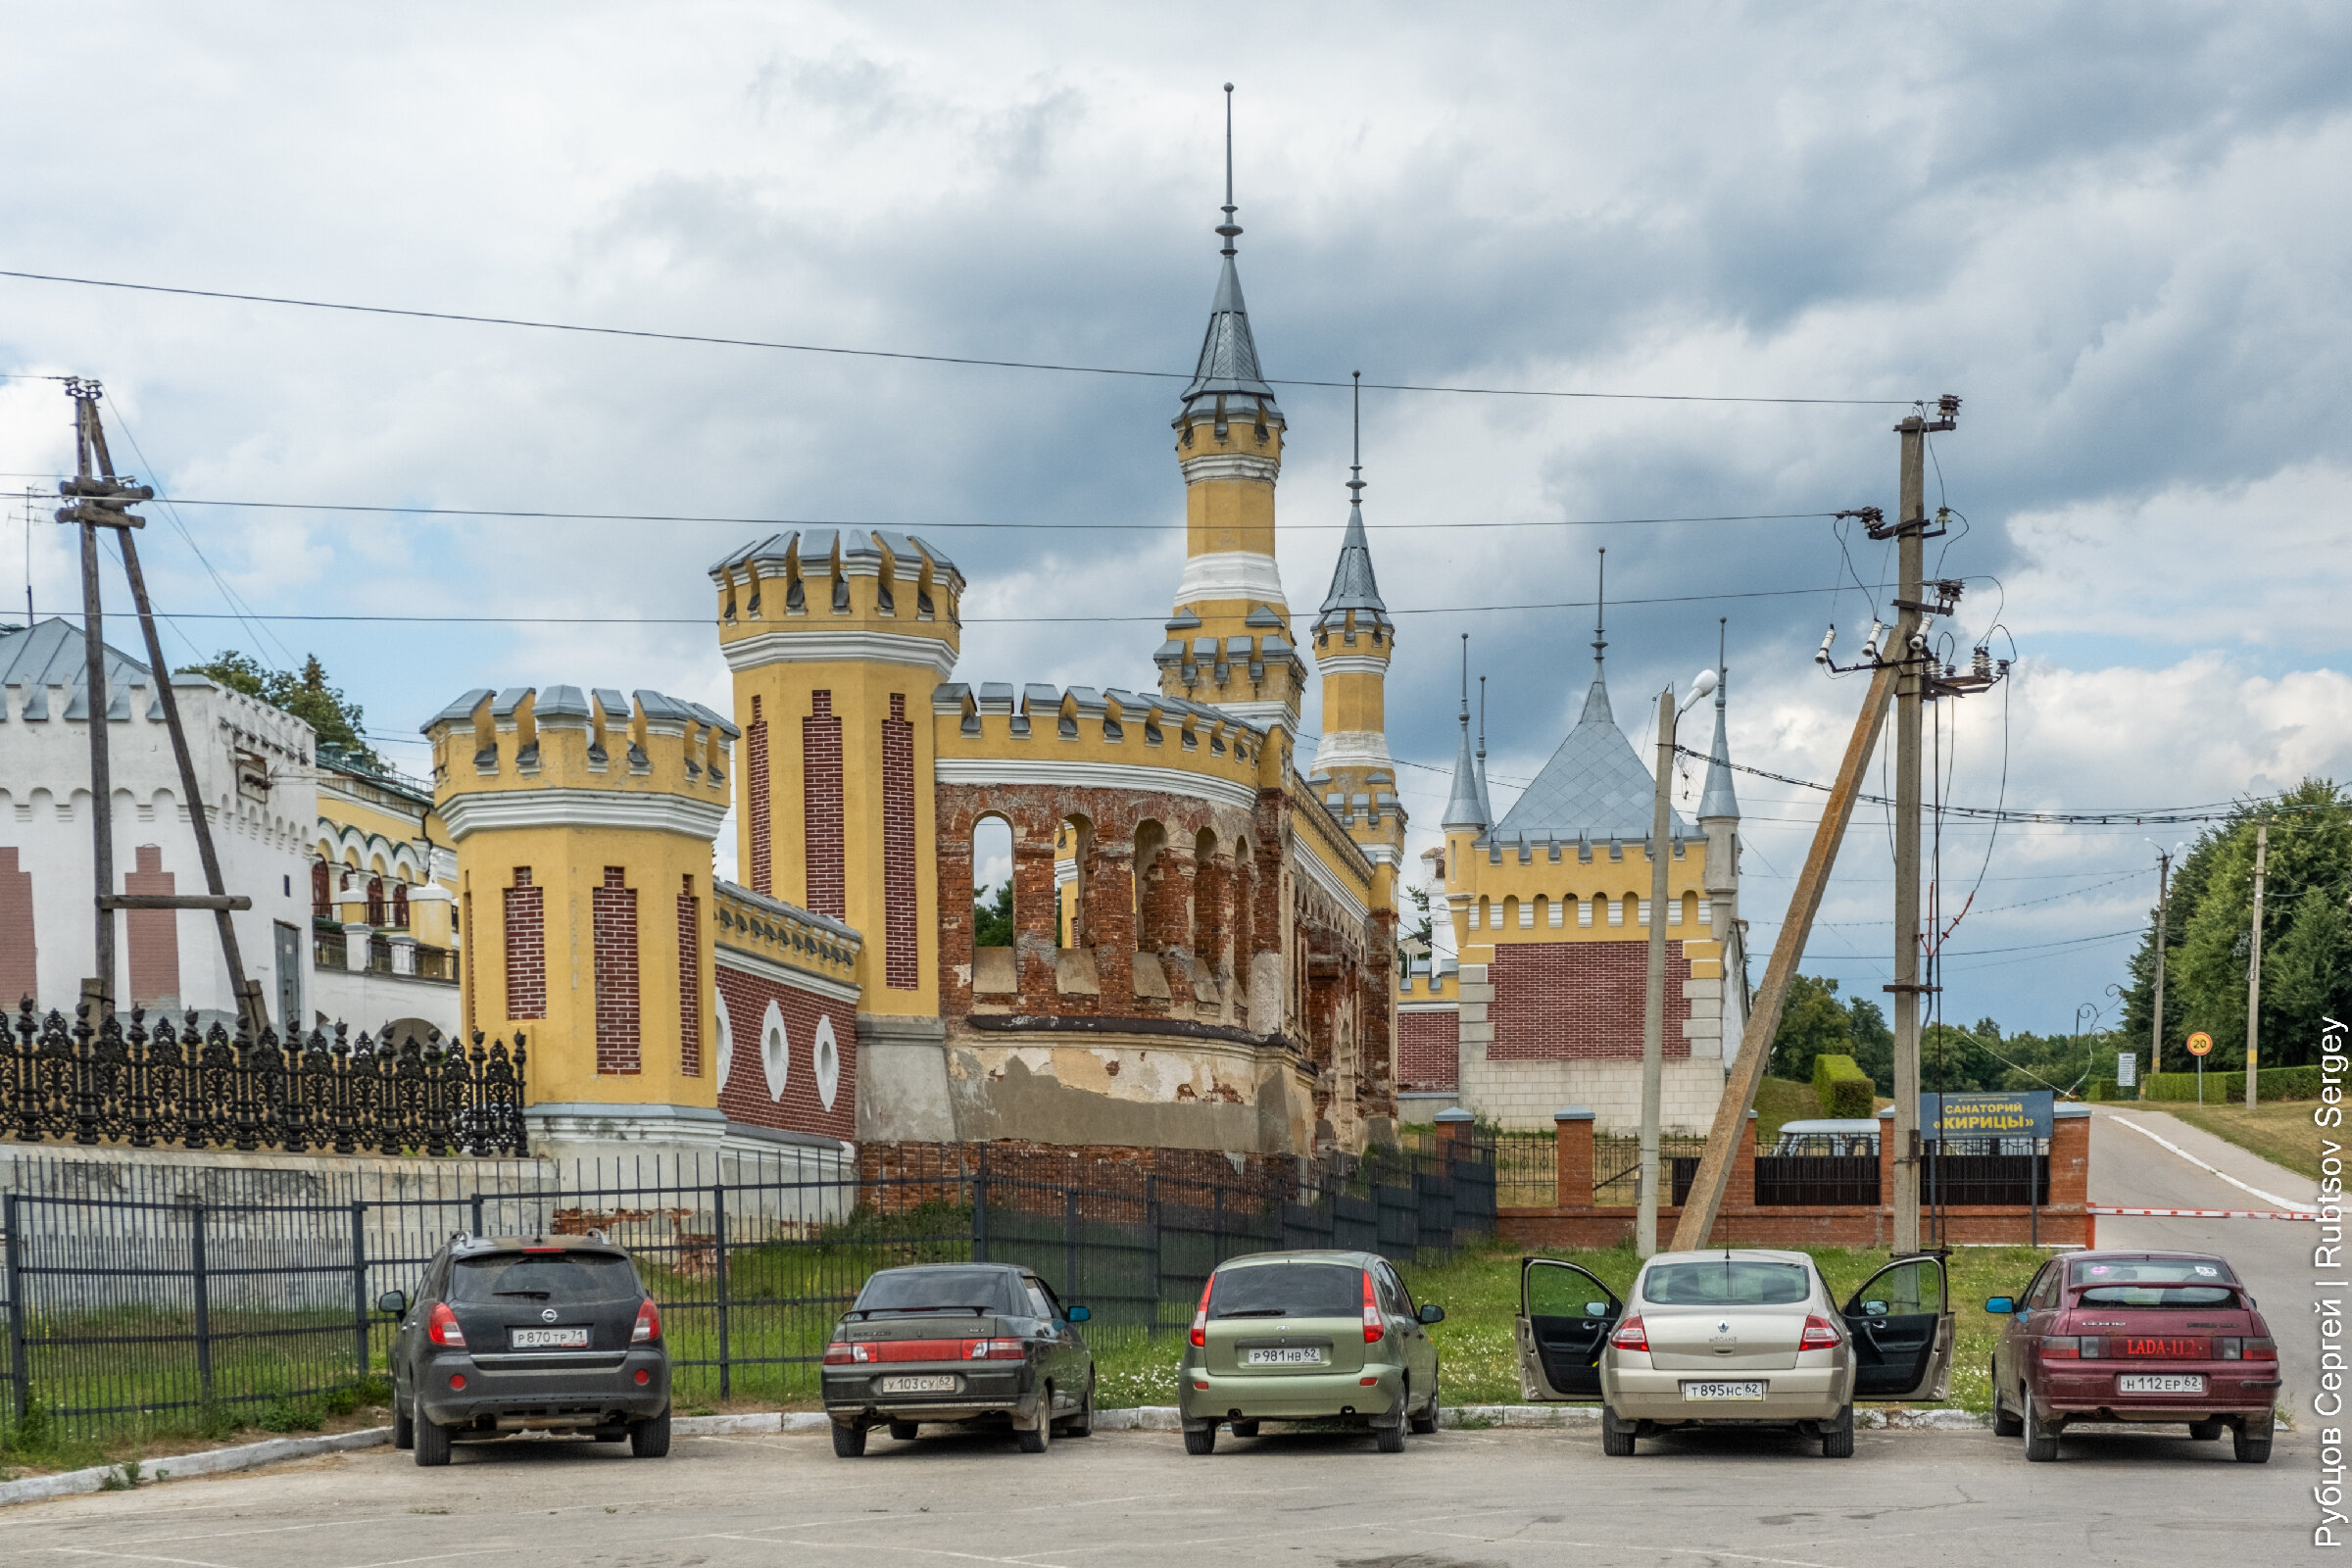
left=1815, top=625, right=1837, bottom=665
left=1972, top=646, right=1991, bottom=679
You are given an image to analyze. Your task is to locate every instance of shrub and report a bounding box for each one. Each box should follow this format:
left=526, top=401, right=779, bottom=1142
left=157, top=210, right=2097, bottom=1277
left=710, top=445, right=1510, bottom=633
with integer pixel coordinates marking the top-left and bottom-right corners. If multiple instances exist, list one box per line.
left=257, top=1396, right=322, bottom=1434
left=1812, top=1054, right=1876, bottom=1118
left=2143, top=1064, right=2321, bottom=1102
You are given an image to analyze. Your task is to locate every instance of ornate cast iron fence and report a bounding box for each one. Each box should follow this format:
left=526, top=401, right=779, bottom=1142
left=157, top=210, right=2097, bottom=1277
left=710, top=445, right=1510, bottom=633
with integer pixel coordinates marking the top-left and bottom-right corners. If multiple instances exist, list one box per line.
left=2, top=1002, right=528, bottom=1156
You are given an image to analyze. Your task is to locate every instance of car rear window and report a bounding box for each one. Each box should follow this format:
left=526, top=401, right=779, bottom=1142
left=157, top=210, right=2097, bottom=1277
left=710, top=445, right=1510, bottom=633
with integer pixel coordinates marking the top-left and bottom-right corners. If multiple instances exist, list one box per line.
left=2076, top=1285, right=2240, bottom=1308
left=854, top=1268, right=1018, bottom=1316
left=1209, top=1262, right=1363, bottom=1319
left=450, top=1252, right=639, bottom=1304
left=2071, top=1259, right=2236, bottom=1289
left=1642, top=1260, right=1811, bottom=1306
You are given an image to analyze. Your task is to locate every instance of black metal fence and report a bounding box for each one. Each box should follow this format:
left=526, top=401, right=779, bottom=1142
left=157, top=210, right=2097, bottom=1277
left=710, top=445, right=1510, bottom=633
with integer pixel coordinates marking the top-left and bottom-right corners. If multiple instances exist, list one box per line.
left=1753, top=1154, right=1881, bottom=1206
left=3, top=1002, right=528, bottom=1157
left=0, top=1132, right=1495, bottom=1444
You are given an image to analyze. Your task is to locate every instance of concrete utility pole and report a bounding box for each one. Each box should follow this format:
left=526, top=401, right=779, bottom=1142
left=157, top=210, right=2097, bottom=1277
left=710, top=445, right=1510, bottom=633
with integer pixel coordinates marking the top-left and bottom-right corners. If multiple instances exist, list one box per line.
left=2149, top=846, right=2173, bottom=1076
left=1640, top=668, right=1713, bottom=1259
left=1888, top=415, right=1929, bottom=1255
left=2246, top=821, right=2267, bottom=1109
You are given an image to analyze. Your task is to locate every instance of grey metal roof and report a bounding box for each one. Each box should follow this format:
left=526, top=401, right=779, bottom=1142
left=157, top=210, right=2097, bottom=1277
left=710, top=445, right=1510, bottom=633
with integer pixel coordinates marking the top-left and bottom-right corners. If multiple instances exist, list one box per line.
left=1491, top=673, right=1690, bottom=844
left=1441, top=714, right=1485, bottom=829
left=1178, top=255, right=1281, bottom=415
left=1315, top=501, right=1389, bottom=627
left=1474, top=751, right=1494, bottom=826
left=1698, top=671, right=1740, bottom=820
left=0, top=617, right=211, bottom=722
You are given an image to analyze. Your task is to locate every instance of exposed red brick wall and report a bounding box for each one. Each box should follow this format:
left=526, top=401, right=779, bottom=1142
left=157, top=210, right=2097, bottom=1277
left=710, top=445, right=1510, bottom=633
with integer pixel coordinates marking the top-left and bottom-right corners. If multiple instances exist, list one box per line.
left=124, top=846, right=181, bottom=1008
left=1491, top=940, right=1690, bottom=1060
left=0, top=846, right=35, bottom=1005
left=882, top=692, right=917, bottom=990
left=677, top=879, right=701, bottom=1076
left=1397, top=1007, right=1460, bottom=1091
left=713, top=957, right=857, bottom=1141
left=747, top=696, right=771, bottom=896
left=503, top=869, right=545, bottom=1020
left=803, top=690, right=844, bottom=917
left=594, top=866, right=640, bottom=1074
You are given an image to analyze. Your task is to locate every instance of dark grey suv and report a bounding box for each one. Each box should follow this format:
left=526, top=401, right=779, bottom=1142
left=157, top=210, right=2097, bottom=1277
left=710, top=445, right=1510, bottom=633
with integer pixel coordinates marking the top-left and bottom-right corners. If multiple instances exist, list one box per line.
left=380, top=1232, right=671, bottom=1466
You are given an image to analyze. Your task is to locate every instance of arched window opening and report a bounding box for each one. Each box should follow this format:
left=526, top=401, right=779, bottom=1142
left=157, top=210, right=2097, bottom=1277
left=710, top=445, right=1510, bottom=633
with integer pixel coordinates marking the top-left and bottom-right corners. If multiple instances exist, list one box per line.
left=1193, top=827, right=1227, bottom=972
left=1133, top=819, right=1169, bottom=949
left=971, top=815, right=1014, bottom=949
left=1056, top=815, right=1092, bottom=949
left=390, top=881, right=410, bottom=930
left=365, top=875, right=385, bottom=927
left=311, top=860, right=330, bottom=919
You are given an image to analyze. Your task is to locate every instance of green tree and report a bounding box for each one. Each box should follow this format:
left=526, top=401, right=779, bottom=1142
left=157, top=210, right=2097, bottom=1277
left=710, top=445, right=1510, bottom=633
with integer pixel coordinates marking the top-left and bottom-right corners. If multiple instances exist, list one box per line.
left=972, top=881, right=1013, bottom=949
left=180, top=651, right=382, bottom=770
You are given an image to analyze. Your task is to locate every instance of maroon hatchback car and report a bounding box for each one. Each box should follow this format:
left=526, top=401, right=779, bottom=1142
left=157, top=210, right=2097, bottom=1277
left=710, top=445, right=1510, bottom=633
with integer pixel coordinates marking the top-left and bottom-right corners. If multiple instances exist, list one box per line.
left=1986, top=1250, right=2277, bottom=1463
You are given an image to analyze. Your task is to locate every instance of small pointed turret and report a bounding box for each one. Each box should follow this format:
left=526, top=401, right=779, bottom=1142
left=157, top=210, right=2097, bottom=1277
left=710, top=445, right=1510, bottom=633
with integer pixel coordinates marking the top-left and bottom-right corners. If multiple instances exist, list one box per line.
left=1475, top=675, right=1494, bottom=825
left=1311, top=372, right=1404, bottom=860
left=1698, top=653, right=1740, bottom=823
left=1443, top=636, right=1487, bottom=831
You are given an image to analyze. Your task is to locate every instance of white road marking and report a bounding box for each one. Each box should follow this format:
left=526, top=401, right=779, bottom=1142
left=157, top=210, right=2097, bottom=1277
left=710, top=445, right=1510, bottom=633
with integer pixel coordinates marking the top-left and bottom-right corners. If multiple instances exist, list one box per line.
left=330, top=1552, right=505, bottom=1568
left=704, top=1532, right=1074, bottom=1568
left=51, top=1549, right=242, bottom=1568
left=123, top=1521, right=398, bottom=1546
left=1413, top=1530, right=1843, bottom=1568
left=2101, top=1110, right=2312, bottom=1211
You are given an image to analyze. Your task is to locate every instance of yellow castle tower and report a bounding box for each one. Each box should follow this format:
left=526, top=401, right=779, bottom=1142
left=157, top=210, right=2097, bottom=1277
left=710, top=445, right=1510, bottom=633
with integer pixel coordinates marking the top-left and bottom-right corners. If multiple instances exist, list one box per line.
left=1153, top=89, right=1304, bottom=739
left=424, top=684, right=733, bottom=1141
left=708, top=528, right=964, bottom=1023
left=1309, top=376, right=1404, bottom=902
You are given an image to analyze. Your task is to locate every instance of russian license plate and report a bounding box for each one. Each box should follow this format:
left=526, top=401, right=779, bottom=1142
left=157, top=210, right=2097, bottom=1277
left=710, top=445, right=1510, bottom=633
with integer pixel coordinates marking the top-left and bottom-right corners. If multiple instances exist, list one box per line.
left=510, top=1327, right=589, bottom=1349
left=877, top=1374, right=959, bottom=1395
left=1247, top=1348, right=1326, bottom=1365
left=2118, top=1374, right=2205, bottom=1395
left=1681, top=1380, right=1767, bottom=1401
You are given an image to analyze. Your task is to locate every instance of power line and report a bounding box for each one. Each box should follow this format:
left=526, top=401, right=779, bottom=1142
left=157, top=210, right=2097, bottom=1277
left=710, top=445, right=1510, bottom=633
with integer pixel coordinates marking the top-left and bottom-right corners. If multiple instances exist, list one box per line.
left=0, top=268, right=1919, bottom=407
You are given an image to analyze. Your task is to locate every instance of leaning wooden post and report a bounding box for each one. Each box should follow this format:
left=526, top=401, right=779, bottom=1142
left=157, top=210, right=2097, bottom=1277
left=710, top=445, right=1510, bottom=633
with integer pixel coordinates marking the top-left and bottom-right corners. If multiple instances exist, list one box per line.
left=1671, top=662, right=1897, bottom=1253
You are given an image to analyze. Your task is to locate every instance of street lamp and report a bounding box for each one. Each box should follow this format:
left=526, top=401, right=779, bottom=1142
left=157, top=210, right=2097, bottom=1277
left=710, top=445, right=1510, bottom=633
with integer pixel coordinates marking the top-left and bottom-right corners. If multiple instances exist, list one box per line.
left=2075, top=1001, right=2104, bottom=1098
left=1639, top=665, right=1718, bottom=1260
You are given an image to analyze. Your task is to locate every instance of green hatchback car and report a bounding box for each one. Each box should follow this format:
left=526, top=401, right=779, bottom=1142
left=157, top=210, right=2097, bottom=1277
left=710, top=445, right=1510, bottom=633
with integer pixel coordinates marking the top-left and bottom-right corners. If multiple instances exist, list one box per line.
left=1178, top=1250, right=1445, bottom=1454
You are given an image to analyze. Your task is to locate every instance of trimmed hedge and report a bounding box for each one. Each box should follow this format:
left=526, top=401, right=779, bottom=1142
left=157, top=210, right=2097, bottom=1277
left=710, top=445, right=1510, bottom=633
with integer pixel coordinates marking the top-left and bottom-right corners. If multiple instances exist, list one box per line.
left=2085, top=1078, right=2127, bottom=1102
left=2143, top=1064, right=2322, bottom=1103
left=1812, top=1054, right=1877, bottom=1118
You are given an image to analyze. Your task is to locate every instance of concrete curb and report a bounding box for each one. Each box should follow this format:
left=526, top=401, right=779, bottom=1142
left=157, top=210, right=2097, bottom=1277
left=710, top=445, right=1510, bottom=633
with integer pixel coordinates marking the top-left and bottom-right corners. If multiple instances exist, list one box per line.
left=0, top=1427, right=393, bottom=1508
left=1087, top=1404, right=1993, bottom=1432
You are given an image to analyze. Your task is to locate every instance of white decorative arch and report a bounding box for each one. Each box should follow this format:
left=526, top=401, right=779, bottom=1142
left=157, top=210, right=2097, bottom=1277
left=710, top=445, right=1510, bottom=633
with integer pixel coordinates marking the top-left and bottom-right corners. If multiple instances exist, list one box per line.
left=812, top=1014, right=840, bottom=1111
left=760, top=1000, right=789, bottom=1102
left=713, top=987, right=733, bottom=1094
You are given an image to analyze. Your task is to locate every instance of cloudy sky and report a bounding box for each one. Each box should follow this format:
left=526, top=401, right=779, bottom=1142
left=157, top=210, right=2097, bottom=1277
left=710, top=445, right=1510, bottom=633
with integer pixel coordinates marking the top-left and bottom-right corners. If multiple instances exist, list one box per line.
left=4, top=4, right=2348, bottom=1037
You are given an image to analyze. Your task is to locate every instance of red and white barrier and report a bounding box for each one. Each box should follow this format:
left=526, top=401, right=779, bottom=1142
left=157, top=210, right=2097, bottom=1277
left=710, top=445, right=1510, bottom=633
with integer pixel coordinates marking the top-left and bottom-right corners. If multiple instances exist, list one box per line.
left=2088, top=1203, right=2313, bottom=1222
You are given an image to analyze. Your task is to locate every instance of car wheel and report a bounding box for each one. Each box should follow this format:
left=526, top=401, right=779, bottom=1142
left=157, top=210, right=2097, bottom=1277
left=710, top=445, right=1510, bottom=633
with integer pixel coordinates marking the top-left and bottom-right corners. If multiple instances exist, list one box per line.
left=2022, top=1387, right=2059, bottom=1463
left=393, top=1400, right=415, bottom=1451
left=630, top=1409, right=671, bottom=1458
left=1821, top=1403, right=1855, bottom=1459
left=1183, top=1424, right=1216, bottom=1455
left=1409, top=1373, right=1440, bottom=1436
left=1229, top=1419, right=1260, bottom=1438
left=2188, top=1419, right=2224, bottom=1441
left=1062, top=1380, right=1094, bottom=1439
left=831, top=1421, right=868, bottom=1458
left=1016, top=1393, right=1053, bottom=1454
left=1990, top=1373, right=2022, bottom=1438
left=414, top=1415, right=452, bottom=1468
left=2233, top=1418, right=2274, bottom=1464
left=1600, top=1404, right=1637, bottom=1457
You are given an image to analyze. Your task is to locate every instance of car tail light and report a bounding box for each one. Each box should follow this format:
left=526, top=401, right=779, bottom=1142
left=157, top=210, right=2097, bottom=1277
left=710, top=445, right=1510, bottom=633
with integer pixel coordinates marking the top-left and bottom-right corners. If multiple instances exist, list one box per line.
left=1361, top=1269, right=1385, bottom=1344
left=2218, top=1336, right=2278, bottom=1361
left=1610, top=1316, right=1648, bottom=1352
left=426, top=1301, right=465, bottom=1348
left=632, top=1299, right=662, bottom=1345
left=824, top=1341, right=855, bottom=1365
left=1191, top=1275, right=1214, bottom=1348
left=1799, top=1314, right=1840, bottom=1350
left=2040, top=1336, right=2082, bottom=1359
left=967, top=1340, right=1026, bottom=1359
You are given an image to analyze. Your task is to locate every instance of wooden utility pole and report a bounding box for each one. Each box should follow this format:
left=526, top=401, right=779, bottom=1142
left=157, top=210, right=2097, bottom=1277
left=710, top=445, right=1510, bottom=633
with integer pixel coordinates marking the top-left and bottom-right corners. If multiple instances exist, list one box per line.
left=1671, top=661, right=1897, bottom=1251
left=58, top=381, right=263, bottom=1035
left=2246, top=821, right=2267, bottom=1108
left=69, top=385, right=119, bottom=1008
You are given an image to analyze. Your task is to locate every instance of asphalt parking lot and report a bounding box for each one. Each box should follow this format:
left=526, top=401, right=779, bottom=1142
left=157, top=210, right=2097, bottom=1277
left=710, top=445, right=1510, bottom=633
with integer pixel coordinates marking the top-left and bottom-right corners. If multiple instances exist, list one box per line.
left=0, top=1421, right=2310, bottom=1567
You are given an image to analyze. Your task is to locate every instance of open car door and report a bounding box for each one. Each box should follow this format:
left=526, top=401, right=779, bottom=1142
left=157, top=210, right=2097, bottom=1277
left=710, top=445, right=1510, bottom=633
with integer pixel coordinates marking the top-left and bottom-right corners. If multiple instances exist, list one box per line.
left=1516, top=1257, right=1622, bottom=1401
left=1843, top=1254, right=1955, bottom=1401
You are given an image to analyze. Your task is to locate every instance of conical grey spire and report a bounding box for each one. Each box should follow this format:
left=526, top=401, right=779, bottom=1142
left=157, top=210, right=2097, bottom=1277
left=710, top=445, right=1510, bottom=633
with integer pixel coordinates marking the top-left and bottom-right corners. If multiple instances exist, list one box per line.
left=1699, top=630, right=1740, bottom=821
left=1178, top=86, right=1281, bottom=417
left=1475, top=674, right=1494, bottom=824
left=1317, top=372, right=1387, bottom=627
left=1443, top=636, right=1486, bottom=830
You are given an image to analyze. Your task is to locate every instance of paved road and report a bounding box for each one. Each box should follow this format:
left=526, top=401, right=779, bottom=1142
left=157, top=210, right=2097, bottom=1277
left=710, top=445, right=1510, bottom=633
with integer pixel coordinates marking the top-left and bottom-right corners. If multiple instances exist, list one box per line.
left=2089, top=1106, right=2319, bottom=1415
left=0, top=1423, right=2310, bottom=1568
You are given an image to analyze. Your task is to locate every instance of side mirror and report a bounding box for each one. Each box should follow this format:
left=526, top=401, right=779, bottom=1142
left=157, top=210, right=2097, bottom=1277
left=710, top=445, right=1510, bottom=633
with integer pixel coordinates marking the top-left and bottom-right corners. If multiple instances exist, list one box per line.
left=1417, top=1303, right=1446, bottom=1325
left=1585, top=1301, right=1611, bottom=1318
left=1065, top=1304, right=1091, bottom=1323
left=1862, top=1300, right=1889, bottom=1318
left=1984, top=1297, right=2015, bottom=1316
left=377, top=1290, right=408, bottom=1316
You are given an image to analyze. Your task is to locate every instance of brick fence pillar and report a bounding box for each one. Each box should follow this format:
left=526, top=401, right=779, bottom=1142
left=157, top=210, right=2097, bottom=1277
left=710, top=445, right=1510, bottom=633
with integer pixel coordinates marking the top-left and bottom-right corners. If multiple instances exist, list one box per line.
left=1434, top=1106, right=1474, bottom=1161
left=1554, top=1107, right=1594, bottom=1209
left=1721, top=1108, right=1758, bottom=1211
left=1878, top=1104, right=1897, bottom=1211
left=2050, top=1104, right=2090, bottom=1210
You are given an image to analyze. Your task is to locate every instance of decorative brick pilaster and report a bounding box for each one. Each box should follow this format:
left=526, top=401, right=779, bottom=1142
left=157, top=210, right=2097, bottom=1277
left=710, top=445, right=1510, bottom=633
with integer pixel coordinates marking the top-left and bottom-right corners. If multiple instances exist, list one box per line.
left=677, top=878, right=701, bottom=1075
left=594, top=866, right=640, bottom=1074
left=123, top=846, right=180, bottom=1009
left=803, top=691, right=844, bottom=918
left=0, top=846, right=36, bottom=1006
left=748, top=696, right=771, bottom=896
left=882, top=693, right=917, bottom=989
left=503, top=868, right=545, bottom=1020
left=1554, top=1108, right=1594, bottom=1208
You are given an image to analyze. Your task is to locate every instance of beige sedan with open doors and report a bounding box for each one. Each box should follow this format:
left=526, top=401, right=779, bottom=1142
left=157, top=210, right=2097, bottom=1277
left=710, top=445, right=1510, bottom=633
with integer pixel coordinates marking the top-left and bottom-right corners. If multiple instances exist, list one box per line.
left=1516, top=1249, right=1955, bottom=1457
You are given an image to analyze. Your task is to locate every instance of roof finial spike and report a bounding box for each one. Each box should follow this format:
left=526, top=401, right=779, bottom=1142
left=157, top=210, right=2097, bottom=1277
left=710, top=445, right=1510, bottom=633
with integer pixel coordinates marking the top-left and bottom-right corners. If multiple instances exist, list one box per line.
left=1477, top=675, right=1487, bottom=757
left=1592, top=547, right=1607, bottom=675
left=1459, top=634, right=1469, bottom=715
left=1716, top=615, right=1728, bottom=709
left=1347, top=370, right=1364, bottom=499
left=1216, top=83, right=1242, bottom=257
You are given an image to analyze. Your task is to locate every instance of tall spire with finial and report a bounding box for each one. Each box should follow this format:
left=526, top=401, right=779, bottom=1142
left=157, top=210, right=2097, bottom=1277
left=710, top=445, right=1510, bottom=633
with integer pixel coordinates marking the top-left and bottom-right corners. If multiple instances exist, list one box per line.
left=1178, top=84, right=1278, bottom=416
left=1579, top=546, right=1614, bottom=725
left=1316, top=370, right=1388, bottom=628
left=1476, top=673, right=1494, bottom=824
left=1218, top=82, right=1240, bottom=257
left=1699, top=614, right=1740, bottom=821
left=1444, top=633, right=1486, bottom=830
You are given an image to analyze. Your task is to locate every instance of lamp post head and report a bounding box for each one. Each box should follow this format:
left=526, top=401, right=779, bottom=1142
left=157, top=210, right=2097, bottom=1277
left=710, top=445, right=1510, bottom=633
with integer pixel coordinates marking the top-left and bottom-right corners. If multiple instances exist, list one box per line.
left=1676, top=666, right=1718, bottom=717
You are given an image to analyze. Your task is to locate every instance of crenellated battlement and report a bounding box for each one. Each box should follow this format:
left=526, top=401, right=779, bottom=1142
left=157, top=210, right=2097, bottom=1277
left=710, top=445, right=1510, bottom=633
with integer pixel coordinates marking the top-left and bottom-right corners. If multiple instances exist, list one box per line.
left=930, top=680, right=1283, bottom=803
left=713, top=879, right=861, bottom=990
left=422, top=685, right=736, bottom=841
left=710, top=528, right=965, bottom=675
